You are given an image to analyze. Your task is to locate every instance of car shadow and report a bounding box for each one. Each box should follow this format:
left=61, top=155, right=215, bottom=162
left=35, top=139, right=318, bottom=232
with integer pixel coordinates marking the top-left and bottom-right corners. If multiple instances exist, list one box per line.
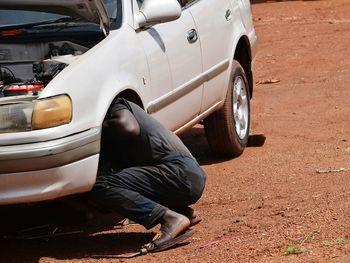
left=179, top=125, right=266, bottom=165
left=0, top=203, right=158, bottom=262
left=0, top=231, right=155, bottom=262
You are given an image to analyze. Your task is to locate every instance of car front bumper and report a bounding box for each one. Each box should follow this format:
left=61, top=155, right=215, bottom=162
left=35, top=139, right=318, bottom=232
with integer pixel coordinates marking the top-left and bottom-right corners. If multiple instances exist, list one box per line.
left=0, top=128, right=101, bottom=205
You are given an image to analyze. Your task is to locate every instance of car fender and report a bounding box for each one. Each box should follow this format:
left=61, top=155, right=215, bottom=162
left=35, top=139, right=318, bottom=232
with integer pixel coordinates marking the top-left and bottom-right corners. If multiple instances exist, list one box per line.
left=221, top=20, right=248, bottom=102
left=0, top=25, right=149, bottom=145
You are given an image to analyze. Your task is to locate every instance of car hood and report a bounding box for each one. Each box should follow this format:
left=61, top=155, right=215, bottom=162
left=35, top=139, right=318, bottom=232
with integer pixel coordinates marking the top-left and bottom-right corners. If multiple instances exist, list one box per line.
left=0, top=0, right=110, bottom=29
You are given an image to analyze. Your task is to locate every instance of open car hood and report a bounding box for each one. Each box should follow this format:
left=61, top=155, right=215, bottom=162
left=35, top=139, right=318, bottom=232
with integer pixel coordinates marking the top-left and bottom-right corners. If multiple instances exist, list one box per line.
left=0, top=0, right=110, bottom=29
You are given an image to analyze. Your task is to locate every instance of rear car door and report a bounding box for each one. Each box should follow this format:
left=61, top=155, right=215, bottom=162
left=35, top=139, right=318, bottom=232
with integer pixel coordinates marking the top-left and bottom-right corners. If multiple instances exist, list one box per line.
left=186, top=0, right=234, bottom=112
left=136, top=2, right=203, bottom=131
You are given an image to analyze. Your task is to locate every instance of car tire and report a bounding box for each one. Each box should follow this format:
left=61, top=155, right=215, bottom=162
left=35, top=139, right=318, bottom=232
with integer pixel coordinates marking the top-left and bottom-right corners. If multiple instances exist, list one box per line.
left=204, top=60, right=250, bottom=157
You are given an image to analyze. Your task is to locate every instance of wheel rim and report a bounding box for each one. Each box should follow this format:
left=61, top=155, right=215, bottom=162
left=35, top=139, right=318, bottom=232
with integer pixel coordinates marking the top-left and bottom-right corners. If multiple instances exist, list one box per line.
left=232, top=76, right=249, bottom=140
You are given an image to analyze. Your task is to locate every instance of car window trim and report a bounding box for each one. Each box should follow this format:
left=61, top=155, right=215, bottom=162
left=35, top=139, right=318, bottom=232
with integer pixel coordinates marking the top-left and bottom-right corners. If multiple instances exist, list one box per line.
left=181, top=0, right=201, bottom=10
left=108, top=0, right=124, bottom=30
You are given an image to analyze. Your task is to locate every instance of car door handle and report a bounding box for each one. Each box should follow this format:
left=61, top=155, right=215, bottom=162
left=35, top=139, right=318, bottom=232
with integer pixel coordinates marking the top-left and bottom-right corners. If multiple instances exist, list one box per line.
left=187, top=29, right=198, bottom=43
left=225, top=9, right=232, bottom=21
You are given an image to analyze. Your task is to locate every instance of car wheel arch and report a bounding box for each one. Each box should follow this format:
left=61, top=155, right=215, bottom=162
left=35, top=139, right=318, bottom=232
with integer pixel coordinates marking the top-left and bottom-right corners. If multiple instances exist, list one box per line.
left=99, top=88, right=144, bottom=127
left=233, top=36, right=253, bottom=99
left=117, top=89, right=144, bottom=109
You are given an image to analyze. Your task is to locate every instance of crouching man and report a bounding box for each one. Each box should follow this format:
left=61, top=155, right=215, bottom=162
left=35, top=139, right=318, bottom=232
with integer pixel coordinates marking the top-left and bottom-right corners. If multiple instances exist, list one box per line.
left=91, top=98, right=206, bottom=252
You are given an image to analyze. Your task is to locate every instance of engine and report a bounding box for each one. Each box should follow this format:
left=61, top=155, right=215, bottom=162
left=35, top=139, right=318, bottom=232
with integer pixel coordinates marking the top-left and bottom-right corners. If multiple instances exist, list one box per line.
left=0, top=41, right=87, bottom=97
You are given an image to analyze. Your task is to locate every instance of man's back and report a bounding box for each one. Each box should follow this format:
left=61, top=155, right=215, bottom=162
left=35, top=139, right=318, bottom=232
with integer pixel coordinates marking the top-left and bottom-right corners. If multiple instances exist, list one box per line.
left=101, top=98, right=192, bottom=168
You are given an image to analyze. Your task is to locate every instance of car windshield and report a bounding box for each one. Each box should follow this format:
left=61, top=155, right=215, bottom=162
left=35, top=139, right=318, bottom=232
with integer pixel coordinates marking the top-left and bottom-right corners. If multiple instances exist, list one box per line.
left=0, top=0, right=121, bottom=27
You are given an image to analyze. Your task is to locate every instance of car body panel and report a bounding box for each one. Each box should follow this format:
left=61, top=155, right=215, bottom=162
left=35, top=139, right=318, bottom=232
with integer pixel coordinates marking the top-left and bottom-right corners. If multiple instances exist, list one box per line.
left=0, top=0, right=257, bottom=205
left=0, top=155, right=99, bottom=205
left=138, top=8, right=203, bottom=131
left=235, top=0, right=258, bottom=60
left=187, top=0, right=234, bottom=112
left=0, top=128, right=100, bottom=173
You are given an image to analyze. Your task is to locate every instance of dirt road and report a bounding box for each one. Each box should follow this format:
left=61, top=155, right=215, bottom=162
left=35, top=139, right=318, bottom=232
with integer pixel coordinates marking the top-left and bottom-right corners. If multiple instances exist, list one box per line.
left=0, top=0, right=349, bottom=262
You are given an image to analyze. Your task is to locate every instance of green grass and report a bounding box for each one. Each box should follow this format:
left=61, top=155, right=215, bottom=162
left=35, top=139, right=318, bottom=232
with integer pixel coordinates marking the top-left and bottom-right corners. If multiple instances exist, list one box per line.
left=284, top=230, right=320, bottom=256
left=321, top=237, right=347, bottom=247
left=335, top=237, right=346, bottom=245
left=284, top=232, right=348, bottom=256
left=284, top=244, right=304, bottom=255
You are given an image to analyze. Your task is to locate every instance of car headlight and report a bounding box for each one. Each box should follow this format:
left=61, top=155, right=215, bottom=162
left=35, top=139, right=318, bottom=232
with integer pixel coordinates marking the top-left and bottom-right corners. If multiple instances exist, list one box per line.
left=32, top=95, right=72, bottom=129
left=0, top=95, right=72, bottom=133
left=0, top=102, right=34, bottom=133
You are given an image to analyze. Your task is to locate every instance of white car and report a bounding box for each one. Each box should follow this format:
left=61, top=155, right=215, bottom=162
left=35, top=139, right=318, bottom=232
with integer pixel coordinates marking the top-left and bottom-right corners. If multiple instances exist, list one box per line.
left=0, top=0, right=257, bottom=205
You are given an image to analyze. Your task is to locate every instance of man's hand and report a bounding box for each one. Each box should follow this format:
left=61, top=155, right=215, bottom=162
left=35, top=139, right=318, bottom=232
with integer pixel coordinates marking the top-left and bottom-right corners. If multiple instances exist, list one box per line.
left=103, top=109, right=140, bottom=141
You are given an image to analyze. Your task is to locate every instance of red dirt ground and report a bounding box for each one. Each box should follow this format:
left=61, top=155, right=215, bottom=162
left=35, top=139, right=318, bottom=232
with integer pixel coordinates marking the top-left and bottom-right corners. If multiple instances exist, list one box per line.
left=0, top=0, right=349, bottom=262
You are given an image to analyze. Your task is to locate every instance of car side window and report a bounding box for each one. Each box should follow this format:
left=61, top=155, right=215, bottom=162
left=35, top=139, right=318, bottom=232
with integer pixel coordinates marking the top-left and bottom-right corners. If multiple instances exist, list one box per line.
left=137, top=0, right=196, bottom=8
left=178, top=0, right=197, bottom=7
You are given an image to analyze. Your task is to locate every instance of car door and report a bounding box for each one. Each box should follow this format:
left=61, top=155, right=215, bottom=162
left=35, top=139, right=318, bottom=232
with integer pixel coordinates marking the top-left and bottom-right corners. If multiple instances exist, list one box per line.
left=135, top=2, right=203, bottom=131
left=186, top=0, right=234, bottom=112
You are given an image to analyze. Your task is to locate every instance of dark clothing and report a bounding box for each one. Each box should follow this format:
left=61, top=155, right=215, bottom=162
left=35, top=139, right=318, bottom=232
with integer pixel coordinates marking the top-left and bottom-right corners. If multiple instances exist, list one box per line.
left=92, top=99, right=206, bottom=229
left=100, top=98, right=193, bottom=168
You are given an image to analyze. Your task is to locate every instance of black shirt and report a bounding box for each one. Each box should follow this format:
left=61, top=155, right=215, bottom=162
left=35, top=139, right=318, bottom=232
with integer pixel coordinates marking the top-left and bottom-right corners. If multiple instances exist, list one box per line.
left=100, top=98, right=193, bottom=168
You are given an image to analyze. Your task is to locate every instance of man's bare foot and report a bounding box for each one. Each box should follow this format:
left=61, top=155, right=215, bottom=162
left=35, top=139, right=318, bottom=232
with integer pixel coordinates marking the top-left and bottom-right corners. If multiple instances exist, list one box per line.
left=175, top=206, right=202, bottom=226
left=143, top=209, right=191, bottom=252
left=159, top=209, right=190, bottom=238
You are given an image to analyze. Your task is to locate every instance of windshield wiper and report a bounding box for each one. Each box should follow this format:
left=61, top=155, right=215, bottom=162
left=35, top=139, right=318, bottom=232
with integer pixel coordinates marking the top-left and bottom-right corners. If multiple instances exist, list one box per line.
left=0, top=17, right=83, bottom=30
left=31, top=17, right=83, bottom=28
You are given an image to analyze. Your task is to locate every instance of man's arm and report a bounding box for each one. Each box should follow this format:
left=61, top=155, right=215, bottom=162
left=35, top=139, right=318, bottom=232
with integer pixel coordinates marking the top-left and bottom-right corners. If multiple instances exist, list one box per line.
left=103, top=109, right=140, bottom=141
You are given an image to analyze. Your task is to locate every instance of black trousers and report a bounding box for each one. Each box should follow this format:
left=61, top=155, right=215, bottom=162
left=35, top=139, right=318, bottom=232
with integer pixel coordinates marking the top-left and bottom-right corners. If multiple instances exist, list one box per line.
left=91, top=155, right=206, bottom=229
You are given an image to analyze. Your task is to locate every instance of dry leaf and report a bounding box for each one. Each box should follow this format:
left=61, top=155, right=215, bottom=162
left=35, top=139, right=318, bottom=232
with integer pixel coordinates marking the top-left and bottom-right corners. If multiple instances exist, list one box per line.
left=257, top=79, right=281, bottom=84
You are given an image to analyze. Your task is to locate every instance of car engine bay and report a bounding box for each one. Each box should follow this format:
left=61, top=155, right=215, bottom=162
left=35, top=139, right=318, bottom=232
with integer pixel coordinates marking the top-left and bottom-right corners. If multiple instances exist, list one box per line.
left=0, top=41, right=89, bottom=97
